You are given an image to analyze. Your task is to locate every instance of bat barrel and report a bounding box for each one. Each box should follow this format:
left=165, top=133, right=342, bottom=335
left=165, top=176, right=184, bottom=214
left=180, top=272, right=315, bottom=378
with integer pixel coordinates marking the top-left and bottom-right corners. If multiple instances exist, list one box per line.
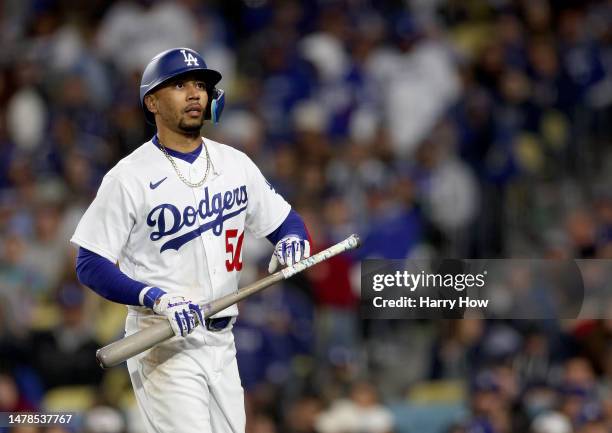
left=97, top=320, right=174, bottom=368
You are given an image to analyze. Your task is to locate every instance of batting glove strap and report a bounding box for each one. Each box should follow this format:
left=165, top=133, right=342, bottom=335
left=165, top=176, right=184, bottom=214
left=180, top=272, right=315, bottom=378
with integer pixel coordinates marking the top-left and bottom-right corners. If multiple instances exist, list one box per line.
left=140, top=286, right=166, bottom=308
left=268, top=235, right=311, bottom=273
left=152, top=294, right=204, bottom=337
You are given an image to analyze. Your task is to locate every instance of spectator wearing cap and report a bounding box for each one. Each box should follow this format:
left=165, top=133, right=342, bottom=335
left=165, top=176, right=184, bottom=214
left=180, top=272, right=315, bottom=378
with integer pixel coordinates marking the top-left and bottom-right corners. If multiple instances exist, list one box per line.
left=466, top=370, right=514, bottom=433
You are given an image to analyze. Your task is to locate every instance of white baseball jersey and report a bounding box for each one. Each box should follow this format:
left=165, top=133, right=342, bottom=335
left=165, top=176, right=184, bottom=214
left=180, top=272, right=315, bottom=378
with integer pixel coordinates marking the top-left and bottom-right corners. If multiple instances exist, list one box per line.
left=72, top=136, right=285, bottom=433
left=71, top=136, right=291, bottom=317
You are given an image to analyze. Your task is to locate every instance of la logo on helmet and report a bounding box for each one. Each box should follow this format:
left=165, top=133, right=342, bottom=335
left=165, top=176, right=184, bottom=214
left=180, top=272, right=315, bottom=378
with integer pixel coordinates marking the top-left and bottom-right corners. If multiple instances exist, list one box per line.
left=180, top=50, right=199, bottom=66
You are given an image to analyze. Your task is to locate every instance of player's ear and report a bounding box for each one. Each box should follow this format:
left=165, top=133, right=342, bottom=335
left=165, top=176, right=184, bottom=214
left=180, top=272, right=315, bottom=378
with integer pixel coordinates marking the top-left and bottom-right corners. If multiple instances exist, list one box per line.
left=144, top=94, right=158, bottom=115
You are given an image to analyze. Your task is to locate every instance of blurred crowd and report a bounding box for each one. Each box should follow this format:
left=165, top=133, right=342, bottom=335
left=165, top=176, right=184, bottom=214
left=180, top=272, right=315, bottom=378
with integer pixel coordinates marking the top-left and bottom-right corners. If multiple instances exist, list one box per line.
left=0, top=0, right=611, bottom=432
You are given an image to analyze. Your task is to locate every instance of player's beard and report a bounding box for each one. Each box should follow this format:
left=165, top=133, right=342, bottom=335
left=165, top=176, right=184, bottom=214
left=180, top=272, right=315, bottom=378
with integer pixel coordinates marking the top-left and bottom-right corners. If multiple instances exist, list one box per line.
left=178, top=115, right=205, bottom=136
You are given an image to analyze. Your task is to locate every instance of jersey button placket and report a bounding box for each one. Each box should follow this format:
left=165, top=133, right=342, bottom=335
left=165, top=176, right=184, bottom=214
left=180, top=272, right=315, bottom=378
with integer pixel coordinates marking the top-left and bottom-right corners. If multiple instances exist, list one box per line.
left=192, top=157, right=216, bottom=302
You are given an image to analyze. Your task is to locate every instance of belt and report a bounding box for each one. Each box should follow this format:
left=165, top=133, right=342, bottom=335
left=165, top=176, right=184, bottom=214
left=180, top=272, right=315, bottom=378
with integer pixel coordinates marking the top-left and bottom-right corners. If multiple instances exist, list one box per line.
left=204, top=316, right=232, bottom=332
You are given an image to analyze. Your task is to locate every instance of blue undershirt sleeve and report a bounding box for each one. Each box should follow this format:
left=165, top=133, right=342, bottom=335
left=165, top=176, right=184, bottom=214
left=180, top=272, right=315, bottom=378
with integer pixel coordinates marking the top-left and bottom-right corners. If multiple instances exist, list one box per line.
left=75, top=247, right=164, bottom=308
left=266, top=209, right=311, bottom=245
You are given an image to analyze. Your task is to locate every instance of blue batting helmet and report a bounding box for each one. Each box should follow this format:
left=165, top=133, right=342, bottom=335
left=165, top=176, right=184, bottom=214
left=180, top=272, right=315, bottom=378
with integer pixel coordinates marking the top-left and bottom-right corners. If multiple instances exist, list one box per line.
left=140, top=47, right=225, bottom=125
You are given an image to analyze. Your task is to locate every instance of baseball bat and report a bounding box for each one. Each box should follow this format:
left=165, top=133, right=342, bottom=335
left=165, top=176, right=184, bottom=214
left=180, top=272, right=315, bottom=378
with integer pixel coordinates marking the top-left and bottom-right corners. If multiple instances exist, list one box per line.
left=96, top=234, right=361, bottom=368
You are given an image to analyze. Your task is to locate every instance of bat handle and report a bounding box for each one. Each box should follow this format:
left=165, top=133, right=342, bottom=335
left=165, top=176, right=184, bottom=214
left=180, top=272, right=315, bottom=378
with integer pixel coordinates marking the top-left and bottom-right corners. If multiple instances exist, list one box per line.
left=96, top=319, right=174, bottom=369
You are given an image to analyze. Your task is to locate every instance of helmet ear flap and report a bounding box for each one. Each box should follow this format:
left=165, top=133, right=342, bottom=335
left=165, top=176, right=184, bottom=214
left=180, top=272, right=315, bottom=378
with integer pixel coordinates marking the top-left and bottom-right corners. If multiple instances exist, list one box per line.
left=206, top=88, right=225, bottom=124
left=211, top=88, right=225, bottom=124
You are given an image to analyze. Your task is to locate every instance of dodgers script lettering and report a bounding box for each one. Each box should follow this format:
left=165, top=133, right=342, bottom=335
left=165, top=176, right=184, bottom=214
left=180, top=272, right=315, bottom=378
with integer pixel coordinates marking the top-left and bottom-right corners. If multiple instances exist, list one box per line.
left=147, top=185, right=248, bottom=252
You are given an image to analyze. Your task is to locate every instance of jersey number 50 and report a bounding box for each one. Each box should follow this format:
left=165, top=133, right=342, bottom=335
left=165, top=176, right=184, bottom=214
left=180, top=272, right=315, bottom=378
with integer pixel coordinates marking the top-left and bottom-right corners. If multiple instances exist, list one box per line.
left=225, top=229, right=244, bottom=272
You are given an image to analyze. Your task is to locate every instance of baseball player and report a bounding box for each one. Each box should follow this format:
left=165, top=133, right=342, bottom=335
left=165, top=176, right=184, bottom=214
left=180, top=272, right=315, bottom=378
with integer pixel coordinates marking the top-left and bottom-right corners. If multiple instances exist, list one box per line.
left=71, top=47, right=311, bottom=433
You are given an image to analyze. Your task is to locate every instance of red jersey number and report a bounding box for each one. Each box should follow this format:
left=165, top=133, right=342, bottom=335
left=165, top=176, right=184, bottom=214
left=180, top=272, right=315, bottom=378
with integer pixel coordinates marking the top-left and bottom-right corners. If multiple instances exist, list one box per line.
left=225, top=229, right=244, bottom=272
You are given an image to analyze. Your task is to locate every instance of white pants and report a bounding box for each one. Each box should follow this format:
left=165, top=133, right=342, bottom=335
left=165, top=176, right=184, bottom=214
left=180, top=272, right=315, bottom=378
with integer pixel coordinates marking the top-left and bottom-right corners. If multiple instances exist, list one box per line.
left=126, top=312, right=245, bottom=433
